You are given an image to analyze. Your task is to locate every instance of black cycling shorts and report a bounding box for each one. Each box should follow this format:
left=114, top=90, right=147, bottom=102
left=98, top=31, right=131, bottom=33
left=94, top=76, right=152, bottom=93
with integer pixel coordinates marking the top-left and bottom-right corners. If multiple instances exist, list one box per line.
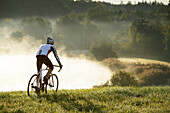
left=36, top=55, right=53, bottom=72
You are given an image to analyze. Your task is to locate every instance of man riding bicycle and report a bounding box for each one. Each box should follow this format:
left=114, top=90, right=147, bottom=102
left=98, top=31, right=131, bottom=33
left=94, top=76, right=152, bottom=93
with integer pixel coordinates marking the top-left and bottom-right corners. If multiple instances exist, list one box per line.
left=36, top=37, right=62, bottom=84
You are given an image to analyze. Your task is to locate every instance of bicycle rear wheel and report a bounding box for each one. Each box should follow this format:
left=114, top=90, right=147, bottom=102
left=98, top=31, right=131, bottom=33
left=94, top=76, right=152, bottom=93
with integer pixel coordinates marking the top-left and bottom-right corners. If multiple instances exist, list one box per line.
left=27, top=74, right=40, bottom=96
left=45, top=74, right=59, bottom=93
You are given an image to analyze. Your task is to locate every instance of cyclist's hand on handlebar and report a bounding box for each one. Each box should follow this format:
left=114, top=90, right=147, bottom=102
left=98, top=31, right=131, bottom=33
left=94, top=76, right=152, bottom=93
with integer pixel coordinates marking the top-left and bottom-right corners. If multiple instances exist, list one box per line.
left=58, top=64, right=63, bottom=72
left=60, top=64, right=63, bottom=69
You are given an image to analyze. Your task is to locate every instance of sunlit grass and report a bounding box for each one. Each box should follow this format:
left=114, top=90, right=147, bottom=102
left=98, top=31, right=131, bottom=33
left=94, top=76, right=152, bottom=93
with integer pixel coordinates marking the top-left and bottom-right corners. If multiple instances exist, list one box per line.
left=0, top=86, right=169, bottom=112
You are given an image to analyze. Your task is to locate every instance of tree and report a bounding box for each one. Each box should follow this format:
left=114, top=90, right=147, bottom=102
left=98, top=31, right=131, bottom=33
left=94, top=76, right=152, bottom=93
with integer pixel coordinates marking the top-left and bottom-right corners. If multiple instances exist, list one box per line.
left=127, top=1, right=132, bottom=5
left=120, top=0, right=124, bottom=5
left=163, top=25, right=170, bottom=57
left=90, top=40, right=118, bottom=60
left=87, top=5, right=114, bottom=22
left=10, top=31, right=24, bottom=41
left=19, top=17, right=52, bottom=40
left=54, top=12, right=104, bottom=50
left=128, top=18, right=164, bottom=56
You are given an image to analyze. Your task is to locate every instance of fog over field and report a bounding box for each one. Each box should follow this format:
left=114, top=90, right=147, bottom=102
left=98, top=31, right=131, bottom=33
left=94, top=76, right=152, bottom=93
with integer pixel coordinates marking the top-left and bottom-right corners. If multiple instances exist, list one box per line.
left=0, top=55, right=112, bottom=91
left=0, top=19, right=113, bottom=91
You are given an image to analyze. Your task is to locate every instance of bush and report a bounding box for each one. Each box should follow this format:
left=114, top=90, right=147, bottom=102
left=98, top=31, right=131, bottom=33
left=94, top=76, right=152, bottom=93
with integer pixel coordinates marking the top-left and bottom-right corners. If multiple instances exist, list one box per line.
left=138, top=69, right=170, bottom=86
left=134, top=63, right=170, bottom=86
left=110, top=71, right=138, bottom=86
left=90, top=41, right=118, bottom=60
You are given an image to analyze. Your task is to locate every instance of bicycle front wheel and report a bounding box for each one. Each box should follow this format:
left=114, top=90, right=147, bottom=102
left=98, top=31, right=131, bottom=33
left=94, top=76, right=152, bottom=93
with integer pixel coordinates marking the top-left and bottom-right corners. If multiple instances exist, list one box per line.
left=45, top=74, right=59, bottom=93
left=27, top=74, right=39, bottom=96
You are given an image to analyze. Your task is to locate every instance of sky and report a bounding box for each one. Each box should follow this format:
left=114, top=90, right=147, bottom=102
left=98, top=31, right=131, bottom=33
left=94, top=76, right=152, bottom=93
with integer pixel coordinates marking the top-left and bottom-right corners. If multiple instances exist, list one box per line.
left=94, top=0, right=169, bottom=5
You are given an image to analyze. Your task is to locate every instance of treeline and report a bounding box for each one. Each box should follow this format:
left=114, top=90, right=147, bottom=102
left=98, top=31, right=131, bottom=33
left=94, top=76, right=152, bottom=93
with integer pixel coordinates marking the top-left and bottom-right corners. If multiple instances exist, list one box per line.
left=1, top=0, right=170, bottom=61
left=0, top=0, right=169, bottom=18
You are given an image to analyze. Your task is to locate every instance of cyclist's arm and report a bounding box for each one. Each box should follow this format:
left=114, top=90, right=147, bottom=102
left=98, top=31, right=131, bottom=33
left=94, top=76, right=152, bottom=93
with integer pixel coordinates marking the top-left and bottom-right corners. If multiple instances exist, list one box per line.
left=51, top=46, right=62, bottom=66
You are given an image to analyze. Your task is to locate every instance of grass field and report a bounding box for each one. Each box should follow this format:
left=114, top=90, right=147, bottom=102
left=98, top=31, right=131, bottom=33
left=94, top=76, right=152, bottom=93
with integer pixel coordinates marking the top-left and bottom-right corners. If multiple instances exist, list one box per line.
left=0, top=86, right=169, bottom=113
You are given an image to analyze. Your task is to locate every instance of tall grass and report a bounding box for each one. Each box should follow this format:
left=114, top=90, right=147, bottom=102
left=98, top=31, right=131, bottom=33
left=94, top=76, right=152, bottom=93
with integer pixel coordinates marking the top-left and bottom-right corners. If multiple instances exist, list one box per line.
left=0, top=86, right=169, bottom=113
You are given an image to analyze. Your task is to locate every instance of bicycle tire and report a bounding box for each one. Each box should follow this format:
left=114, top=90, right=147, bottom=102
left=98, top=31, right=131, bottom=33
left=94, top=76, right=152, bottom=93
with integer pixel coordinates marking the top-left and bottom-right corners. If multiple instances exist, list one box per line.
left=27, top=74, right=39, bottom=96
left=45, top=74, right=59, bottom=93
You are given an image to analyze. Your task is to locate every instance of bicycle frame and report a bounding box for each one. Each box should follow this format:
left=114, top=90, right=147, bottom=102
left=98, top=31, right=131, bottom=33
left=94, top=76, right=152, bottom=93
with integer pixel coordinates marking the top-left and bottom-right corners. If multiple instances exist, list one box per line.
left=28, top=65, right=60, bottom=96
left=37, top=68, right=48, bottom=88
left=36, top=65, right=59, bottom=88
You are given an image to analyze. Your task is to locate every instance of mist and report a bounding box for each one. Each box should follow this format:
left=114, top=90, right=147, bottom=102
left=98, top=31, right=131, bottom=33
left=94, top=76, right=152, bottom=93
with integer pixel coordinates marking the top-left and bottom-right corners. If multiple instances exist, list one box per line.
left=0, top=54, right=112, bottom=91
left=0, top=18, right=113, bottom=91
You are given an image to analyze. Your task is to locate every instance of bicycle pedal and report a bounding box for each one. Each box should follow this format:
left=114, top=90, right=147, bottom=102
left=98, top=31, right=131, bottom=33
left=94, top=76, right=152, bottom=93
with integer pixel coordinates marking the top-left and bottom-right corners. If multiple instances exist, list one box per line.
left=31, top=86, right=36, bottom=88
left=49, top=84, right=53, bottom=87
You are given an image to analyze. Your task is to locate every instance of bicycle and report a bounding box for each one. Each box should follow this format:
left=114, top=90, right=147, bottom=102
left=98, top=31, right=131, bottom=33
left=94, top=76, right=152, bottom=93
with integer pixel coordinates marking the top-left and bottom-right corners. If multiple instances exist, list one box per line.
left=27, top=65, right=61, bottom=96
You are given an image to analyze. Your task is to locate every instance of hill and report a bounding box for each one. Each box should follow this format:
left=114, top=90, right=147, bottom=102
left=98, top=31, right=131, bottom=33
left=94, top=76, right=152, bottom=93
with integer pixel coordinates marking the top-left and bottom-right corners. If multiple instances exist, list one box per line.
left=0, top=86, right=169, bottom=112
left=0, top=0, right=168, bottom=18
left=102, top=58, right=170, bottom=86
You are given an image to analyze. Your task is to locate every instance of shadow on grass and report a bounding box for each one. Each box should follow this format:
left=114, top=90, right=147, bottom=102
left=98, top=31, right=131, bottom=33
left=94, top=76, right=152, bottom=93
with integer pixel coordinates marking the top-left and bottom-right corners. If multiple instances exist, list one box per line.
left=40, top=92, right=104, bottom=112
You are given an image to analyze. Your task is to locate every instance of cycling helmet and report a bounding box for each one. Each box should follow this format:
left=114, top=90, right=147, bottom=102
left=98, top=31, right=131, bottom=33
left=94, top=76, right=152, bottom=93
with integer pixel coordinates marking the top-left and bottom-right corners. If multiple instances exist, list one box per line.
left=47, top=37, right=54, bottom=45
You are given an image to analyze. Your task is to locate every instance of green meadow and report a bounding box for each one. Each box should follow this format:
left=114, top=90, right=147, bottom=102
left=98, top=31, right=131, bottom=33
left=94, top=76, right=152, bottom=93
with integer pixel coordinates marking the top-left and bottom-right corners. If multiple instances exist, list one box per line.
left=0, top=86, right=169, bottom=113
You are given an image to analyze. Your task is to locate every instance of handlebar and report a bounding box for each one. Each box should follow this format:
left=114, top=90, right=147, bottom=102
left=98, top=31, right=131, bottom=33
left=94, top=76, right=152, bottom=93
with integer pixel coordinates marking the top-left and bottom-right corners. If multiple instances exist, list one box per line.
left=53, top=65, right=62, bottom=72
left=53, top=65, right=60, bottom=67
left=42, top=65, right=62, bottom=72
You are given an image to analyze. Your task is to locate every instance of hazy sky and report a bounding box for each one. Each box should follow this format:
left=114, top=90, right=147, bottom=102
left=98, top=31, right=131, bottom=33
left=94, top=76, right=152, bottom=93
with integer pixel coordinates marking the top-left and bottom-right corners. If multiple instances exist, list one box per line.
left=94, top=0, right=169, bottom=4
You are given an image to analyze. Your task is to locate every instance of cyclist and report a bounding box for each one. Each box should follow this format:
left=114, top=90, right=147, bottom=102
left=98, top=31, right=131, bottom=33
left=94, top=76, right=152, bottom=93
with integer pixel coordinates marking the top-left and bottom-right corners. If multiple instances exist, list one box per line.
left=36, top=37, right=62, bottom=84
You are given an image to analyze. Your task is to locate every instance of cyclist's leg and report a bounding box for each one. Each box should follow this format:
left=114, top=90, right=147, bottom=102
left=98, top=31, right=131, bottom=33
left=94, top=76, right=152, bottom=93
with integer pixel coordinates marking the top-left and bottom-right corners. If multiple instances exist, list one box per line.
left=36, top=56, right=43, bottom=87
left=43, top=57, right=53, bottom=82
left=46, top=69, right=53, bottom=77
left=36, top=56, right=43, bottom=73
